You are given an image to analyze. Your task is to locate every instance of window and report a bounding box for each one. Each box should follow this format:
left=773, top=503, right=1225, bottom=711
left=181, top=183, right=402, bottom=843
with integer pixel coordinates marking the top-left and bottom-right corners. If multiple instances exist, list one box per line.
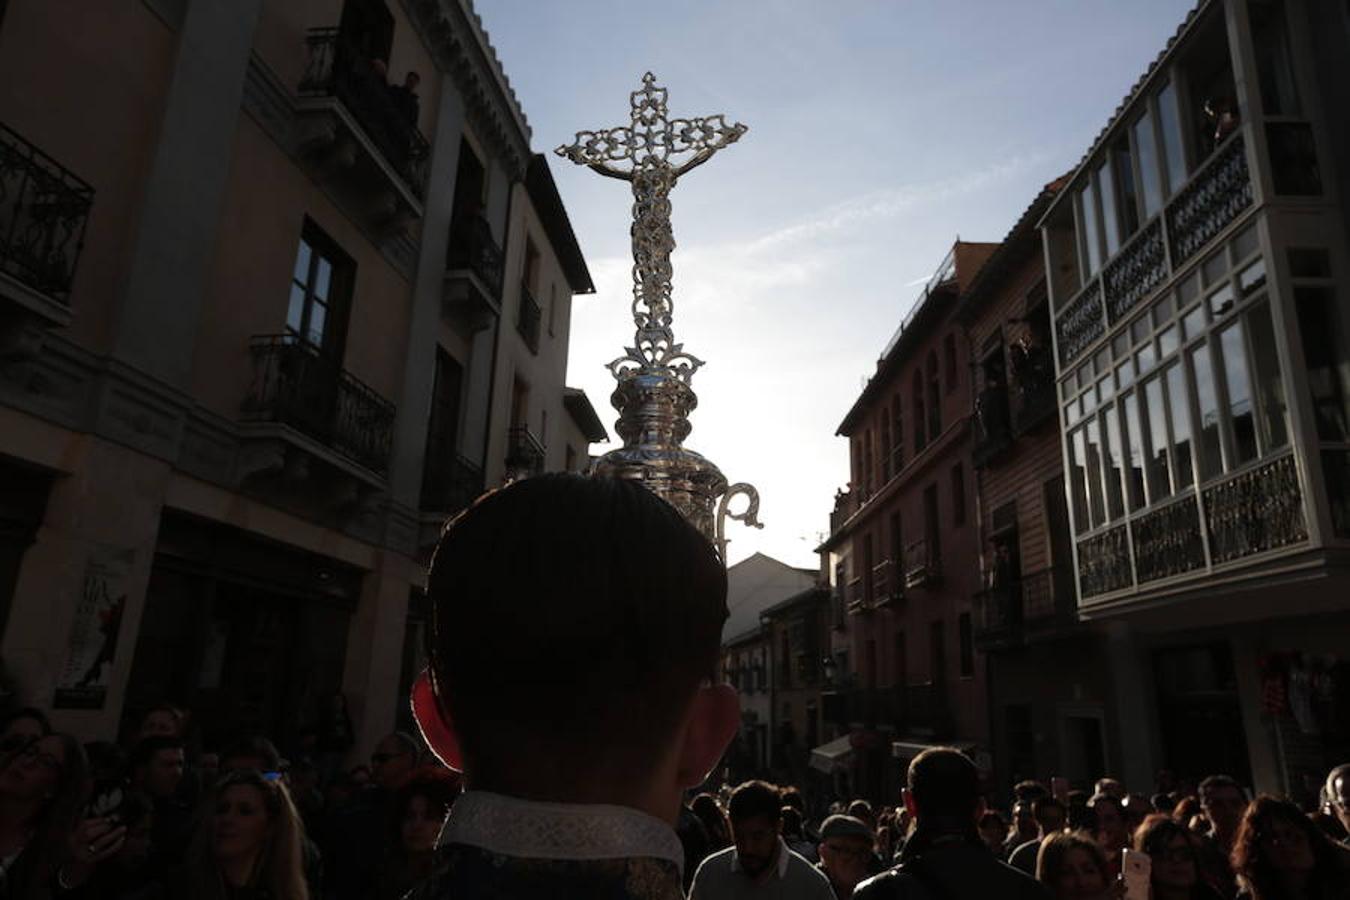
left=862, top=533, right=875, bottom=605
left=926, top=352, right=942, bottom=437
left=930, top=619, right=947, bottom=687
left=1068, top=428, right=1090, bottom=533
left=1246, top=303, right=1289, bottom=452
left=1294, top=285, right=1350, bottom=441
left=1113, top=138, right=1140, bottom=237
left=1142, top=375, right=1172, bottom=499
left=1078, top=181, right=1102, bottom=277
left=1191, top=341, right=1224, bottom=479
left=923, top=484, right=941, bottom=562
left=1219, top=323, right=1257, bottom=465
left=958, top=613, right=974, bottom=678
left=1249, top=0, right=1300, bottom=116
left=1084, top=418, right=1106, bottom=527
left=287, top=222, right=352, bottom=354
left=548, top=283, right=558, bottom=335
left=1096, top=160, right=1121, bottom=257
left=944, top=333, right=958, bottom=391
left=951, top=463, right=965, bottom=526
left=1103, top=410, right=1125, bottom=519
left=891, top=395, right=904, bottom=471
left=1121, top=393, right=1146, bottom=509
left=913, top=372, right=927, bottom=451
left=881, top=415, right=892, bottom=482
left=1133, top=113, right=1163, bottom=218
left=1164, top=363, right=1194, bottom=489
left=864, top=429, right=874, bottom=493
left=524, top=238, right=540, bottom=294
left=1157, top=81, right=1188, bottom=194
left=889, top=511, right=903, bottom=567
left=565, top=444, right=577, bottom=472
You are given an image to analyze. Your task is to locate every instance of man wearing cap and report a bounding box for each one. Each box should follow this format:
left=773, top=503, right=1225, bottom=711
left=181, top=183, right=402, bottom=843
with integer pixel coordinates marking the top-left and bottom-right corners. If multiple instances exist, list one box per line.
left=816, top=814, right=875, bottom=899
left=690, top=780, right=834, bottom=899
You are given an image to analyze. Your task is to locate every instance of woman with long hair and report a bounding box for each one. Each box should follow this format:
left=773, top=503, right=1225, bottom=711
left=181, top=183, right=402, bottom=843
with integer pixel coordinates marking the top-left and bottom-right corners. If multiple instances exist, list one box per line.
left=1230, top=795, right=1349, bottom=900
left=1036, top=831, right=1115, bottom=900
left=0, top=732, right=120, bottom=897
left=1134, top=813, right=1224, bottom=900
left=157, top=769, right=308, bottom=899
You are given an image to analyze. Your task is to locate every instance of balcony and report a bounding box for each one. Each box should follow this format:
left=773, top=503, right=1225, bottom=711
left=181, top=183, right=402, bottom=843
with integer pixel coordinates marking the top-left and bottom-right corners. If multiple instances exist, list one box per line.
left=903, top=537, right=941, bottom=589
left=294, top=27, right=430, bottom=229
left=0, top=122, right=93, bottom=331
left=241, top=335, right=396, bottom=478
left=442, top=215, right=504, bottom=333
left=973, top=567, right=1077, bottom=649
left=517, top=281, right=541, bottom=354
left=1055, top=130, right=1253, bottom=368
left=872, top=558, right=903, bottom=607
left=1009, top=343, right=1056, bottom=434
left=420, top=451, right=484, bottom=517
left=505, top=425, right=545, bottom=478
left=846, top=577, right=866, bottom=614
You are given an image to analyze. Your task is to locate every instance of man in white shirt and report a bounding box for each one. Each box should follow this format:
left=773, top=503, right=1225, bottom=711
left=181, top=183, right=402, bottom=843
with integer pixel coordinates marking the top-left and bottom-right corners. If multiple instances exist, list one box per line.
left=690, top=781, right=834, bottom=899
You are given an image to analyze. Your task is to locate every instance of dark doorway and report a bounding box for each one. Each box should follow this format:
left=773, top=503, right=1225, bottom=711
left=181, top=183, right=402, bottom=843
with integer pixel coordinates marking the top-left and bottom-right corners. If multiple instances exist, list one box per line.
left=1152, top=642, right=1252, bottom=785
left=1062, top=713, right=1107, bottom=788
left=0, top=460, right=53, bottom=641
left=124, top=514, right=359, bottom=750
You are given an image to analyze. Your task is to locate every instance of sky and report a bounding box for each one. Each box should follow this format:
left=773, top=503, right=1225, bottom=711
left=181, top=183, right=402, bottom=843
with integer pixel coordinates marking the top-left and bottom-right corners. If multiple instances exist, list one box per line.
left=475, top=0, right=1197, bottom=568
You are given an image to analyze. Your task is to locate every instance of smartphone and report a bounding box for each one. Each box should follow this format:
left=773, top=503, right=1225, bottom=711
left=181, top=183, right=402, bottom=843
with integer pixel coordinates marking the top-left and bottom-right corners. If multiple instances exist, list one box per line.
left=1121, top=848, right=1151, bottom=900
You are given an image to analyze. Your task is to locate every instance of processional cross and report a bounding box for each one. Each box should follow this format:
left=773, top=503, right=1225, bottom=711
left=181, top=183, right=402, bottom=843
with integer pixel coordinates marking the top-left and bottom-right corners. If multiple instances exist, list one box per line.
left=556, top=73, right=761, bottom=557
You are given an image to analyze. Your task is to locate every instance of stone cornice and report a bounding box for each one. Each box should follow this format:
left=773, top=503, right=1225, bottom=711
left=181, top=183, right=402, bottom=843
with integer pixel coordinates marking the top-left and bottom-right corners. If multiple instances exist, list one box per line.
left=401, top=0, right=532, bottom=179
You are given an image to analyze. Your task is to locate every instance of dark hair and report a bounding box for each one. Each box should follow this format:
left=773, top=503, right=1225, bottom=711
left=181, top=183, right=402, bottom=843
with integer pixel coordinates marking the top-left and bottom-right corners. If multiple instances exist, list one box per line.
left=1087, top=792, right=1123, bottom=827
left=220, top=735, right=281, bottom=773
left=427, top=475, right=727, bottom=782
left=128, top=735, right=184, bottom=771
left=1135, top=813, right=1196, bottom=857
left=1231, top=795, right=1348, bottom=899
left=1013, top=780, right=1049, bottom=803
left=781, top=806, right=803, bottom=836
left=1151, top=792, right=1175, bottom=814
left=1, top=706, right=51, bottom=738
left=979, top=810, right=1007, bottom=830
left=1032, top=796, right=1066, bottom=824
left=728, top=780, right=782, bottom=823
left=1037, top=830, right=1107, bottom=886
left=1198, top=774, right=1241, bottom=803
left=781, top=787, right=805, bottom=814
left=907, top=747, right=980, bottom=828
left=1065, top=790, right=1091, bottom=831
left=691, top=793, right=730, bottom=846
left=391, top=770, right=460, bottom=843
left=0, top=734, right=89, bottom=894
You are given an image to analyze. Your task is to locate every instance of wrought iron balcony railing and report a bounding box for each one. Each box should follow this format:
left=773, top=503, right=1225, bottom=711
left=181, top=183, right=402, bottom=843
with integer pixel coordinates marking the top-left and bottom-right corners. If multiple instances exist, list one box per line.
left=903, top=537, right=941, bottom=588
left=872, top=558, right=903, bottom=606
left=446, top=214, right=504, bottom=299
left=505, top=425, right=546, bottom=476
left=974, top=566, right=1075, bottom=647
left=1167, top=132, right=1252, bottom=269
left=846, top=577, right=865, bottom=614
left=243, top=335, right=396, bottom=476
left=517, top=281, right=542, bottom=354
left=420, top=449, right=484, bottom=516
left=298, top=27, right=430, bottom=198
left=0, top=122, right=93, bottom=304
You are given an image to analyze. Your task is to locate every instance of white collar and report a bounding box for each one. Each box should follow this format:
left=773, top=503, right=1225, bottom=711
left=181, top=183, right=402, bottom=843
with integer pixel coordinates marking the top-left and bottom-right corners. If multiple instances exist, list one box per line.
left=731, top=836, right=791, bottom=879
left=439, top=790, right=685, bottom=875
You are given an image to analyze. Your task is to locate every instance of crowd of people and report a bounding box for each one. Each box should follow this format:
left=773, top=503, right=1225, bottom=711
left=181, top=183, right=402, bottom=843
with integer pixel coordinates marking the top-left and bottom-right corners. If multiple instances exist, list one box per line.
left=0, top=474, right=1345, bottom=900
left=0, top=703, right=457, bottom=899
left=677, top=761, right=1350, bottom=900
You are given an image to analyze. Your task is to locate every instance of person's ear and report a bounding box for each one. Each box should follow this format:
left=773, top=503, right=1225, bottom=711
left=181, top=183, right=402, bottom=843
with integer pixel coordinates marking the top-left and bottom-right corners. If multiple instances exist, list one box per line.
left=902, top=788, right=918, bottom=820
left=412, top=668, right=462, bottom=771
left=674, top=683, right=740, bottom=788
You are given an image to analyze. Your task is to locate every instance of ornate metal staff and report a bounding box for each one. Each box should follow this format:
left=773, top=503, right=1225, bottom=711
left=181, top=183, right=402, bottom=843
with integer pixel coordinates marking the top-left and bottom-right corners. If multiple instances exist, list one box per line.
left=556, top=73, right=761, bottom=559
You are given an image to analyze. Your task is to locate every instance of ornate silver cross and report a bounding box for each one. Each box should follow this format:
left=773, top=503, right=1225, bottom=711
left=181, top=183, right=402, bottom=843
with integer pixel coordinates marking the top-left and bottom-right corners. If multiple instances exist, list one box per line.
left=555, top=73, right=760, bottom=559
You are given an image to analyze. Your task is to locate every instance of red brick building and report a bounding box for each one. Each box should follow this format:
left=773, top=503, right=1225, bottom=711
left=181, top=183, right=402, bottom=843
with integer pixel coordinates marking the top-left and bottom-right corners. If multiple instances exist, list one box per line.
left=820, top=240, right=996, bottom=803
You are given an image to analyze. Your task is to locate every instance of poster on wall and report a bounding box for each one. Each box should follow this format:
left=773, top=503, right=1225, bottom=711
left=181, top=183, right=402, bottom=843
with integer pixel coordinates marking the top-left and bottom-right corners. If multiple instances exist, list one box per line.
left=52, top=546, right=135, bottom=710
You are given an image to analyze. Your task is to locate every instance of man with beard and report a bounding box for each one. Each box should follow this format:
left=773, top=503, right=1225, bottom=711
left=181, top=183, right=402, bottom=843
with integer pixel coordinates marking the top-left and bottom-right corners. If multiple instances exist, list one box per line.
left=690, top=780, right=833, bottom=899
